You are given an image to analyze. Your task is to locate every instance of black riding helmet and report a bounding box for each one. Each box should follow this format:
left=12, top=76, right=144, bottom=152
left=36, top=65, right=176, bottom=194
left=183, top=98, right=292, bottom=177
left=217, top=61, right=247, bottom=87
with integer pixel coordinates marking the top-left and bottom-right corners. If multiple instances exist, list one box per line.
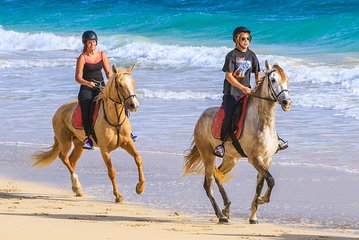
left=232, top=26, right=252, bottom=43
left=82, top=30, right=98, bottom=44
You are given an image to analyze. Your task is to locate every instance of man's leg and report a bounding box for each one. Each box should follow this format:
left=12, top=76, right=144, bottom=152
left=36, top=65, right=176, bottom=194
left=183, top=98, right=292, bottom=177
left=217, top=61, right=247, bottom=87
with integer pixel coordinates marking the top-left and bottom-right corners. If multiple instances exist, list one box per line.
left=214, top=95, right=238, bottom=157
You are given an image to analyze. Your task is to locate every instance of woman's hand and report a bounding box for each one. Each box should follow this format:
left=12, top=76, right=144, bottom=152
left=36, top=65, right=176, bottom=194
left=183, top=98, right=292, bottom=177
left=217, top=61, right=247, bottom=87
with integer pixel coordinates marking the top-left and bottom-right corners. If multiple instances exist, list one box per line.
left=86, top=81, right=96, bottom=88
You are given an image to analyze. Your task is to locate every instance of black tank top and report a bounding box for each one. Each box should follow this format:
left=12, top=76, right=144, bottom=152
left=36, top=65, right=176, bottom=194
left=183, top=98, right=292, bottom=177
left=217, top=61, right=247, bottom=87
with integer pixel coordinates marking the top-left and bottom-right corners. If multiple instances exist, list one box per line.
left=82, top=51, right=104, bottom=84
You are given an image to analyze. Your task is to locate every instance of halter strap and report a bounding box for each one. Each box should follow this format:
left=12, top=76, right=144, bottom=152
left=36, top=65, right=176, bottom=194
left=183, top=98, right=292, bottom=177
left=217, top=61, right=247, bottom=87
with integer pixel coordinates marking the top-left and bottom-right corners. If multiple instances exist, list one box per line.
left=102, top=72, right=137, bottom=148
left=250, top=69, right=288, bottom=102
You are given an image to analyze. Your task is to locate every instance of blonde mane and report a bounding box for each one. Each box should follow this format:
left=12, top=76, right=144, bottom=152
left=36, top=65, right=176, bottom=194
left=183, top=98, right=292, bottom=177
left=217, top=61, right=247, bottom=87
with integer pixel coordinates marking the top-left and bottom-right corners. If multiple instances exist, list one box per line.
left=102, top=69, right=131, bottom=101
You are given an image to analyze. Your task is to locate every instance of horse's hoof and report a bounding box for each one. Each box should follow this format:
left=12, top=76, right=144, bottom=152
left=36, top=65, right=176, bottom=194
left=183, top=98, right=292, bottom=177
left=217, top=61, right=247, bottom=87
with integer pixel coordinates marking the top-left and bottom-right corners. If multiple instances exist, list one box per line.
left=222, top=209, right=230, bottom=219
left=249, top=219, right=259, bottom=224
left=136, top=182, right=145, bottom=194
left=218, top=216, right=229, bottom=224
left=115, top=196, right=125, bottom=203
left=72, top=187, right=84, bottom=197
left=257, top=197, right=266, bottom=204
left=75, top=192, right=84, bottom=197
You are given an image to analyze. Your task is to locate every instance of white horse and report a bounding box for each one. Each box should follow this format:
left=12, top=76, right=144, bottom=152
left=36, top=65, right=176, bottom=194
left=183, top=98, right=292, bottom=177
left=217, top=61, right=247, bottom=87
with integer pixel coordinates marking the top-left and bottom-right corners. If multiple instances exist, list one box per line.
left=184, top=60, right=292, bottom=223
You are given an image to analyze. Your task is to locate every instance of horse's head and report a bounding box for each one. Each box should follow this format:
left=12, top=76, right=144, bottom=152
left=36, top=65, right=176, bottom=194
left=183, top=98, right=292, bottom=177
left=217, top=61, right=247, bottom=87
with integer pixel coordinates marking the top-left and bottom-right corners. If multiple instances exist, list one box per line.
left=104, top=64, right=139, bottom=112
left=262, top=60, right=292, bottom=111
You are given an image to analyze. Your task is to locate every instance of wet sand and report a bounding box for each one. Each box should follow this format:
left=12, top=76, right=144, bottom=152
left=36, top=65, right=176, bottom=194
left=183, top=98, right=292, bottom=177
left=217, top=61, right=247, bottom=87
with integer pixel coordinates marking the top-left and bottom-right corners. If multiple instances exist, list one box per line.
left=1, top=176, right=358, bottom=240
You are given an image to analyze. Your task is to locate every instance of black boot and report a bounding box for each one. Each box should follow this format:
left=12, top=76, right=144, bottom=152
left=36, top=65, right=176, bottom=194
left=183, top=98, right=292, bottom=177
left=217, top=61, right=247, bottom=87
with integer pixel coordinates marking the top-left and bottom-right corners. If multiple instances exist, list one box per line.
left=213, top=144, right=225, bottom=158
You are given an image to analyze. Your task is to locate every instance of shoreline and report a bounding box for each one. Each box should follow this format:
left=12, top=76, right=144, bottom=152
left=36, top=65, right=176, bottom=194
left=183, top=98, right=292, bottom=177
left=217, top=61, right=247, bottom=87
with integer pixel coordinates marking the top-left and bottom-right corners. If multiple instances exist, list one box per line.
left=1, top=176, right=358, bottom=240
left=1, top=142, right=359, bottom=234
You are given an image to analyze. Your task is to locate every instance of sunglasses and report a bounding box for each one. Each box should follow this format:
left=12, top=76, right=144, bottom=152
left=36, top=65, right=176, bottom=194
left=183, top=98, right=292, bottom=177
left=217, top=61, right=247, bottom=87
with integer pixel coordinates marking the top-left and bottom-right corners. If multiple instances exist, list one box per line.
left=240, top=37, right=251, bottom=42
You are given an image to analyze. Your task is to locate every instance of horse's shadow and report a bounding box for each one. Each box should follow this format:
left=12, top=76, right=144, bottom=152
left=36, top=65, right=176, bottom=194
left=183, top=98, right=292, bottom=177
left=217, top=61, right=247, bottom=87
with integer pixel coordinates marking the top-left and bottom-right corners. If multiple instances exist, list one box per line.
left=0, top=192, right=174, bottom=223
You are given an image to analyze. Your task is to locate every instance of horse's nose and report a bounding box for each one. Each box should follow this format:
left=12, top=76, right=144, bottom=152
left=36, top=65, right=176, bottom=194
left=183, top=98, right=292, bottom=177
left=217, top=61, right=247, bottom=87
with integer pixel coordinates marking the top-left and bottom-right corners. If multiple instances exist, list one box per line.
left=282, top=99, right=292, bottom=106
left=128, top=101, right=139, bottom=112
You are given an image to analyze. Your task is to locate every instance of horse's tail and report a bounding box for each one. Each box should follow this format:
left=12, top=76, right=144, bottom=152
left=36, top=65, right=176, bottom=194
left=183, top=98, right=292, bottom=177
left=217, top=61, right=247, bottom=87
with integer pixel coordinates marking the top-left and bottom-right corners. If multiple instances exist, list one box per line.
left=32, top=137, right=60, bottom=167
left=183, top=140, right=203, bottom=176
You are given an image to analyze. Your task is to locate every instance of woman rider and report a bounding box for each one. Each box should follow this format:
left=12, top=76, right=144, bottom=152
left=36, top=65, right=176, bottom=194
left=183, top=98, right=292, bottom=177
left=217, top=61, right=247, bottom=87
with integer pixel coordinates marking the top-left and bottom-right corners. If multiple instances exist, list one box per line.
left=75, top=30, right=111, bottom=150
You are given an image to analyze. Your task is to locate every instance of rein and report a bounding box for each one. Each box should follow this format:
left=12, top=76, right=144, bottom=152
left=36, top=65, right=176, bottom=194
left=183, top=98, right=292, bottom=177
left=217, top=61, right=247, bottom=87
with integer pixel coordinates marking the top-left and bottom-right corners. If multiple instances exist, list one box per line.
left=102, top=72, right=136, bottom=147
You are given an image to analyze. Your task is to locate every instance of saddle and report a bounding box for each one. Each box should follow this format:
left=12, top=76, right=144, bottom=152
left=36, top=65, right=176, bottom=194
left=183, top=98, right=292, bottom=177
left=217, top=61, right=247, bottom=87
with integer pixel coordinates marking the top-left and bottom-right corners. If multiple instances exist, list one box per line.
left=211, top=95, right=249, bottom=140
left=72, top=99, right=101, bottom=130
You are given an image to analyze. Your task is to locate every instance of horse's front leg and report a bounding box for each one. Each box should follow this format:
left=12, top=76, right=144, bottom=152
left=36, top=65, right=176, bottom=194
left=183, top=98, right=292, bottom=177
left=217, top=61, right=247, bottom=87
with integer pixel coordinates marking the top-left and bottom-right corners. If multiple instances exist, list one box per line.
left=121, top=141, right=145, bottom=194
left=250, top=173, right=265, bottom=224
left=249, top=157, right=275, bottom=224
left=100, top=148, right=124, bottom=202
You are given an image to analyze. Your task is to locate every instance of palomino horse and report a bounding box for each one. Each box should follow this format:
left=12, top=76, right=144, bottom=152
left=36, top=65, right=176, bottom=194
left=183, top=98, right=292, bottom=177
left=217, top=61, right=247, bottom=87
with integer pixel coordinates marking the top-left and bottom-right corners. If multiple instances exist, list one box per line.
left=184, top=60, right=291, bottom=223
left=33, top=65, right=145, bottom=202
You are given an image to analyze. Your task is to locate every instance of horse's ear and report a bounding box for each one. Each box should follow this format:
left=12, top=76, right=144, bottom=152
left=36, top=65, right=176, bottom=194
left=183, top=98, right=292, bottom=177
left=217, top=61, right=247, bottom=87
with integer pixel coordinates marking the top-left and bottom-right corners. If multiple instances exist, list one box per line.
left=265, top=60, right=271, bottom=71
left=128, top=63, right=136, bottom=74
left=112, top=65, right=117, bottom=74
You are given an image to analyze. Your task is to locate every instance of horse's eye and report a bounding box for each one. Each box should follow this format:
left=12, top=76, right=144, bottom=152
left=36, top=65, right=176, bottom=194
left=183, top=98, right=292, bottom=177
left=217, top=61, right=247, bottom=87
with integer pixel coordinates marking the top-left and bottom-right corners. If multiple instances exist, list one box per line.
left=271, top=78, right=276, bottom=83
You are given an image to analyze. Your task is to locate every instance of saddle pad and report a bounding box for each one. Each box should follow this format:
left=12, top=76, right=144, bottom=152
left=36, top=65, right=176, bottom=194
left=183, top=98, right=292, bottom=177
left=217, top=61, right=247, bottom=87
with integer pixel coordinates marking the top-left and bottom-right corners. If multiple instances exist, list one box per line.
left=211, top=95, right=249, bottom=140
left=72, top=100, right=101, bottom=130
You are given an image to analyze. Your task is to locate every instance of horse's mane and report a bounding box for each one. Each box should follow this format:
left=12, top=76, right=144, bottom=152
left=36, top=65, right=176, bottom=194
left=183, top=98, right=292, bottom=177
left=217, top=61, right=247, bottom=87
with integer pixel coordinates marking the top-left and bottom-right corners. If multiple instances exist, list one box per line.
left=252, top=64, right=287, bottom=93
left=102, top=69, right=131, bottom=100
left=273, top=64, right=288, bottom=84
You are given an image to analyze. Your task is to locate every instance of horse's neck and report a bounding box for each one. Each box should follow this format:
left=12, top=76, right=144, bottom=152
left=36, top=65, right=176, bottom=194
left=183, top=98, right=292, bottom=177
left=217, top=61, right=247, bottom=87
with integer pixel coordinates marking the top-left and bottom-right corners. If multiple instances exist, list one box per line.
left=249, top=94, right=276, bottom=129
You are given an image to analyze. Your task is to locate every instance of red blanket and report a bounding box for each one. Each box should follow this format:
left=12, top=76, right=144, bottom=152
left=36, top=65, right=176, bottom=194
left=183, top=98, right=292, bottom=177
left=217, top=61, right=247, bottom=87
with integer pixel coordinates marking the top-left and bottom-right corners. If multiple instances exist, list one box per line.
left=72, top=100, right=101, bottom=130
left=211, top=95, right=249, bottom=140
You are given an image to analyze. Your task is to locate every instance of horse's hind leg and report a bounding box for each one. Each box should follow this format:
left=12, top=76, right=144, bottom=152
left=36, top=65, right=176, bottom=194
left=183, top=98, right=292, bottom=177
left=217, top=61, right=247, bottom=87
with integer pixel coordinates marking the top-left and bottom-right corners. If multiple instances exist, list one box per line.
left=215, top=178, right=231, bottom=219
left=202, top=153, right=229, bottom=223
left=69, top=138, right=84, bottom=170
left=99, top=148, right=124, bottom=203
left=214, top=156, right=238, bottom=219
left=58, top=137, right=84, bottom=197
left=68, top=138, right=84, bottom=196
left=121, top=141, right=145, bottom=194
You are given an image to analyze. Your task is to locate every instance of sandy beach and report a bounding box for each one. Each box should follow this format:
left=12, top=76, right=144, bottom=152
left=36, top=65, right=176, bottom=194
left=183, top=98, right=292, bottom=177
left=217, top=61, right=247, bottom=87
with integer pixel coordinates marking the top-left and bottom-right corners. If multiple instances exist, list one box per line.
left=1, top=176, right=358, bottom=240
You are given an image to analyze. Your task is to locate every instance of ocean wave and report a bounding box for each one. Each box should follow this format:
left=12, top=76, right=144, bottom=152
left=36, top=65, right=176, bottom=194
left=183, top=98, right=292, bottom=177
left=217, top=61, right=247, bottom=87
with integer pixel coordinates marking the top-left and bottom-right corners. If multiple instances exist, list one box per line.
left=276, top=161, right=359, bottom=175
left=0, top=58, right=74, bottom=68
left=109, top=42, right=227, bottom=68
left=138, top=88, right=221, bottom=100
left=0, top=27, right=80, bottom=51
left=1, top=28, right=359, bottom=119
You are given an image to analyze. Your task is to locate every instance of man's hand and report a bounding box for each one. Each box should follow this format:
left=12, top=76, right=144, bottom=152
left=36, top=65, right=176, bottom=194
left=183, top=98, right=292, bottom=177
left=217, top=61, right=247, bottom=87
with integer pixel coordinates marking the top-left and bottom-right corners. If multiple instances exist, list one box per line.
left=241, top=86, right=252, bottom=95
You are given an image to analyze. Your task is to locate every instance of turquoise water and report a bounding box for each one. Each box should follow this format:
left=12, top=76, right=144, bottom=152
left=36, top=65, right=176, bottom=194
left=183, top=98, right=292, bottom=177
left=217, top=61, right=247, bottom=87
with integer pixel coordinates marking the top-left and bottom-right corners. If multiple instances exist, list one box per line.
left=1, top=0, right=359, bottom=232
left=1, top=0, right=358, bottom=54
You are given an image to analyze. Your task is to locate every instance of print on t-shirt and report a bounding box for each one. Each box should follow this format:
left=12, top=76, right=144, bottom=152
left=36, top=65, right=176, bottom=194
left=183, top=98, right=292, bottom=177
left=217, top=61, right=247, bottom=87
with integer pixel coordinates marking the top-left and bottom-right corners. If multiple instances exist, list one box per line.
left=234, top=57, right=252, bottom=78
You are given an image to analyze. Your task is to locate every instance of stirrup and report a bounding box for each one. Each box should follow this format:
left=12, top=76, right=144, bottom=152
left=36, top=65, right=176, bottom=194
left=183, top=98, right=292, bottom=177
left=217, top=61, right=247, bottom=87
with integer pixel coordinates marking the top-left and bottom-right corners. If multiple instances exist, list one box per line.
left=213, top=145, right=225, bottom=158
left=131, top=133, right=137, bottom=142
left=82, top=138, right=94, bottom=150
left=277, top=139, right=288, bottom=151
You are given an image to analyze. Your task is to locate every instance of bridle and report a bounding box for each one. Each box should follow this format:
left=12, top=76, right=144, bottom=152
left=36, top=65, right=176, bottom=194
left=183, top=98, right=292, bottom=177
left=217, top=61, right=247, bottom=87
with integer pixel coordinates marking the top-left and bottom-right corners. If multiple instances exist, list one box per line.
left=102, top=72, right=137, bottom=147
left=250, top=69, right=289, bottom=103
left=108, top=72, right=136, bottom=104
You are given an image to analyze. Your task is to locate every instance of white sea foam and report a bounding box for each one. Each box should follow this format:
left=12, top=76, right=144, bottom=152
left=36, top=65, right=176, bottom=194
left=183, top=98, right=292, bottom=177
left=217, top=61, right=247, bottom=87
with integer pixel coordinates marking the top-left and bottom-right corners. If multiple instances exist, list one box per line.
left=109, top=42, right=227, bottom=68
left=1, top=27, right=359, bottom=118
left=138, top=88, right=221, bottom=100
left=0, top=27, right=80, bottom=51
left=0, top=58, right=75, bottom=68
left=276, top=161, right=359, bottom=175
